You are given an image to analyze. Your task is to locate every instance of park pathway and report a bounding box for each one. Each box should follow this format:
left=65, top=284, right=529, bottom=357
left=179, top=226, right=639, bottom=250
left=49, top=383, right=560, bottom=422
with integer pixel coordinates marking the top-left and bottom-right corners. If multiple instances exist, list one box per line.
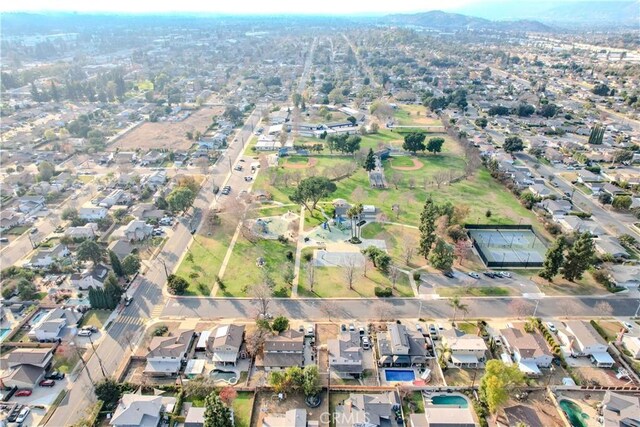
left=291, top=206, right=306, bottom=297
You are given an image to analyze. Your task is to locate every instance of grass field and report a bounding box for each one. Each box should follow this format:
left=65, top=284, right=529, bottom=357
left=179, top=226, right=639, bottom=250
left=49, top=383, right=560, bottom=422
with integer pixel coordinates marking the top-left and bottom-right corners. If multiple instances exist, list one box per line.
left=360, top=223, right=425, bottom=268
left=220, top=236, right=296, bottom=297
left=232, top=392, right=254, bottom=427
left=393, top=104, right=442, bottom=127
left=388, top=156, right=417, bottom=168
left=79, top=310, right=110, bottom=329
left=437, top=286, right=511, bottom=297
left=297, top=261, right=414, bottom=298
left=175, top=227, right=230, bottom=296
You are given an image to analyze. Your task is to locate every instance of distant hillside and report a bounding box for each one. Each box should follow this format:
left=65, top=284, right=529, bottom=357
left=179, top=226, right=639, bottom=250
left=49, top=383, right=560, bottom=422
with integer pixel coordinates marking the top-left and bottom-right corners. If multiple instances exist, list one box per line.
left=384, top=10, right=554, bottom=32
left=454, top=1, right=639, bottom=27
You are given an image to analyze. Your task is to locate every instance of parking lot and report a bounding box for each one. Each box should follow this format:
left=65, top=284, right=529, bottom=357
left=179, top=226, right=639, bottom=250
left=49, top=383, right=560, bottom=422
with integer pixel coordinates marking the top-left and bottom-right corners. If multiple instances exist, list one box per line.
left=419, top=269, right=542, bottom=296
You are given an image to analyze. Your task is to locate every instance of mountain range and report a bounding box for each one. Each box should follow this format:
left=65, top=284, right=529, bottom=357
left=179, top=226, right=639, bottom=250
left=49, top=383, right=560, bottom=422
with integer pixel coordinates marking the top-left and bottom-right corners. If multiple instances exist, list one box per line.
left=384, top=10, right=555, bottom=32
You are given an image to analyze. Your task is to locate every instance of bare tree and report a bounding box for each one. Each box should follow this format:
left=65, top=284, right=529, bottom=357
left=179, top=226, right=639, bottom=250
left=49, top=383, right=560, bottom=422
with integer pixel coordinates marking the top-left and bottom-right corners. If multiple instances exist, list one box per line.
left=258, top=153, right=269, bottom=170
left=454, top=239, right=471, bottom=266
left=291, top=171, right=302, bottom=186
left=402, top=232, right=416, bottom=266
left=390, top=173, right=403, bottom=190
left=389, top=264, right=400, bottom=290
left=434, top=171, right=448, bottom=189
left=343, top=256, right=358, bottom=290
left=306, top=260, right=316, bottom=292
left=267, top=168, right=279, bottom=186
left=407, top=177, right=416, bottom=189
left=372, top=301, right=396, bottom=321
left=281, top=172, right=291, bottom=187
left=249, top=281, right=273, bottom=318
left=351, top=186, right=366, bottom=204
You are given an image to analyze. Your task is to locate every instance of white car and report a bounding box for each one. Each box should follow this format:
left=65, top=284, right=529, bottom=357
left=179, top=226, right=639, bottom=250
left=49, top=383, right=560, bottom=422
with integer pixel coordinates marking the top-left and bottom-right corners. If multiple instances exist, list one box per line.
left=16, top=407, right=30, bottom=424
left=497, top=271, right=512, bottom=278
left=78, top=329, right=92, bottom=337
left=468, top=272, right=480, bottom=279
left=623, top=322, right=634, bottom=331
left=546, top=322, right=557, bottom=333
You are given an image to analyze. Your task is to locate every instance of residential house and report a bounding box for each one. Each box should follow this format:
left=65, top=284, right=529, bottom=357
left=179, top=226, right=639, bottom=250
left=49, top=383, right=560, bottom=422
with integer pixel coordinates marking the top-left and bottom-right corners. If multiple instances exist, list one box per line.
left=576, top=169, right=603, bottom=183
left=255, top=135, right=281, bottom=151
left=540, top=199, right=572, bottom=218
left=144, top=330, right=194, bottom=376
left=108, top=240, right=135, bottom=260
left=65, top=223, right=99, bottom=239
left=131, top=204, right=165, bottom=221
left=28, top=307, right=82, bottom=342
left=595, top=236, right=630, bottom=259
left=410, top=401, right=477, bottom=427
left=334, top=392, right=400, bottom=427
left=145, top=170, right=167, bottom=189
left=122, top=220, right=153, bottom=242
left=0, top=210, right=23, bottom=231
left=544, top=147, right=564, bottom=163
left=602, top=182, right=631, bottom=198
left=328, top=331, right=364, bottom=378
left=263, top=408, right=317, bottom=427
left=110, top=394, right=176, bottom=427
left=207, top=324, right=246, bottom=366
left=99, top=189, right=126, bottom=207
left=7, top=348, right=53, bottom=369
left=528, top=184, right=552, bottom=198
left=79, top=204, right=108, bottom=221
left=600, top=391, right=640, bottom=427
left=622, top=335, right=640, bottom=359
left=332, top=199, right=352, bottom=217
left=18, top=195, right=46, bottom=215
left=500, top=326, right=553, bottom=375
left=609, top=265, right=640, bottom=289
left=70, top=263, right=110, bottom=290
left=2, top=348, right=53, bottom=388
left=2, top=364, right=47, bottom=389
left=29, top=244, right=70, bottom=268
left=377, top=323, right=427, bottom=367
left=141, top=150, right=166, bottom=165
left=557, top=320, right=615, bottom=367
left=184, top=407, right=205, bottom=427
left=262, top=329, right=305, bottom=371
left=557, top=216, right=604, bottom=237
left=440, top=329, right=488, bottom=368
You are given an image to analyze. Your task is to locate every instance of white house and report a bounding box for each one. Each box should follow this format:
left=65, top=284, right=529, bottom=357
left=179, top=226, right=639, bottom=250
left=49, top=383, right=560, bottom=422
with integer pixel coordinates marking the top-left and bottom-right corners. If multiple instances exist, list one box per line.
left=144, top=330, right=193, bottom=376
left=500, top=326, right=553, bottom=375
left=110, top=394, right=176, bottom=427
left=121, top=220, right=153, bottom=242
left=28, top=308, right=82, bottom=342
left=29, top=244, right=70, bottom=268
left=622, top=335, right=640, bottom=359
left=440, top=329, right=488, bottom=368
left=69, top=264, right=110, bottom=290
left=207, top=324, right=246, bottom=366
left=79, top=205, right=108, bottom=220
left=65, top=223, right=99, bottom=239
left=99, top=189, right=126, bottom=208
left=558, top=320, right=614, bottom=367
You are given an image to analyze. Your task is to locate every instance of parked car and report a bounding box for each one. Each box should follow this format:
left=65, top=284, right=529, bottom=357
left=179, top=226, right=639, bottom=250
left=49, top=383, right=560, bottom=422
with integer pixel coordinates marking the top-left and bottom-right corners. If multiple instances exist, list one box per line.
left=623, top=322, right=634, bottom=331
left=349, top=324, right=355, bottom=332
left=298, top=325, right=304, bottom=332
left=546, top=322, right=557, bottom=333
left=244, top=176, right=253, bottom=182
left=234, top=165, right=243, bottom=171
left=16, top=407, right=30, bottom=423
left=483, top=272, right=497, bottom=278
left=45, top=371, right=65, bottom=380
left=340, top=324, right=347, bottom=332
left=443, top=271, right=455, bottom=279
left=494, top=336, right=503, bottom=346
left=362, top=336, right=371, bottom=350
left=30, top=228, right=38, bottom=234
left=7, top=405, right=23, bottom=422
left=415, top=324, right=423, bottom=333
left=497, top=271, right=512, bottom=278
left=124, top=296, right=133, bottom=306
left=39, top=379, right=55, bottom=387
left=468, top=272, right=480, bottom=279
left=78, top=329, right=92, bottom=337
left=306, top=326, right=314, bottom=337
left=0, top=237, right=8, bottom=243
left=15, top=389, right=32, bottom=397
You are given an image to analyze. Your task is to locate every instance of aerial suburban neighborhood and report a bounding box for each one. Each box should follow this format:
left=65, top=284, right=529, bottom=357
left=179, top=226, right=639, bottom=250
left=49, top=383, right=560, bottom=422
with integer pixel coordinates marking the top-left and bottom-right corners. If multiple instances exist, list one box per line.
left=1, top=2, right=640, bottom=426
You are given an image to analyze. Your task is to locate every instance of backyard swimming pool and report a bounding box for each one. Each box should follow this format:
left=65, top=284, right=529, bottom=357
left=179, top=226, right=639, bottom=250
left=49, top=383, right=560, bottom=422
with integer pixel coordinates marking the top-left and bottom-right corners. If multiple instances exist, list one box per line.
left=559, top=399, right=589, bottom=427
left=29, top=309, right=51, bottom=326
left=0, top=328, right=11, bottom=341
left=384, top=370, right=415, bottom=382
left=209, top=369, right=239, bottom=385
left=430, top=395, right=469, bottom=407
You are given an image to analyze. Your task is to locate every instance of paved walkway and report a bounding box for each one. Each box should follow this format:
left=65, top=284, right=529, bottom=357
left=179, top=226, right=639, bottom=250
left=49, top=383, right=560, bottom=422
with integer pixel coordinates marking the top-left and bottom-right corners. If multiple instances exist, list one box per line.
left=291, top=206, right=306, bottom=297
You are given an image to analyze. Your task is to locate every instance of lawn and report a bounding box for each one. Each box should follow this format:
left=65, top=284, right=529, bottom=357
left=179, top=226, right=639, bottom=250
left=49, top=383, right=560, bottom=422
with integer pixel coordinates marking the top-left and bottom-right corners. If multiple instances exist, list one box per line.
left=437, top=286, right=511, bottom=297
left=232, top=392, right=254, bottom=427
left=402, top=391, right=425, bottom=415
left=77, top=175, right=94, bottom=184
left=393, top=104, right=442, bottom=127
left=221, top=236, right=296, bottom=297
left=360, top=129, right=403, bottom=150
left=456, top=321, right=481, bottom=335
left=285, top=156, right=310, bottom=164
left=444, top=368, right=484, bottom=387
left=388, top=156, right=417, bottom=168
left=297, top=262, right=414, bottom=298
left=360, top=223, right=424, bottom=268
left=52, top=346, right=83, bottom=374
left=7, top=226, right=30, bottom=235
left=531, top=271, right=608, bottom=296
left=175, top=226, right=230, bottom=296
left=79, top=310, right=111, bottom=329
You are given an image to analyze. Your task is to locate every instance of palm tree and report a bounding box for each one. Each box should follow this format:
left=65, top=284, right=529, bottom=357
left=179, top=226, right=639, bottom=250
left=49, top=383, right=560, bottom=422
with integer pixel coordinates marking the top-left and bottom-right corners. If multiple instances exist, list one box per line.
left=449, top=296, right=468, bottom=326
left=436, top=342, right=451, bottom=368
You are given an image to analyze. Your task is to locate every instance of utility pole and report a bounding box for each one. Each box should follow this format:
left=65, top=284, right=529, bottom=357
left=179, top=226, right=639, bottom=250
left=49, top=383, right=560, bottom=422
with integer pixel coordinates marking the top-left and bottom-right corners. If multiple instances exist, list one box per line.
left=158, top=258, right=169, bottom=278
left=88, top=334, right=107, bottom=379
left=71, top=342, right=95, bottom=387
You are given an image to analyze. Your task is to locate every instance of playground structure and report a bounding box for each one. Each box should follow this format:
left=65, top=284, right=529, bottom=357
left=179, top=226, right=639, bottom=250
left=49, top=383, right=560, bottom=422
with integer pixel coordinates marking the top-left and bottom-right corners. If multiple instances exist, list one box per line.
left=248, top=211, right=299, bottom=240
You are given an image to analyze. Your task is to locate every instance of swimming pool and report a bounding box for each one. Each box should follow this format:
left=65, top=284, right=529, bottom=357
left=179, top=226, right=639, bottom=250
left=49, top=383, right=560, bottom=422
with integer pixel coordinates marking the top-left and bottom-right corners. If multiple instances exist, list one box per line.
left=384, top=370, right=415, bottom=382
left=29, top=309, right=51, bottom=326
left=0, top=328, right=11, bottom=341
left=559, top=399, right=589, bottom=427
left=209, top=369, right=239, bottom=385
left=430, top=395, right=469, bottom=408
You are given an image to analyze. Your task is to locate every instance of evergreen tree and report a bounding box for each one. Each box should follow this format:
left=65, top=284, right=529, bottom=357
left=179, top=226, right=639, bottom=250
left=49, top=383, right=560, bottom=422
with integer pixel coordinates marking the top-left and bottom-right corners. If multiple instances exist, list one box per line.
left=104, top=273, right=123, bottom=309
left=204, top=392, right=233, bottom=427
left=50, top=81, right=60, bottom=102
left=363, top=148, right=376, bottom=172
left=109, top=250, right=124, bottom=277
left=429, top=238, right=455, bottom=271
left=588, top=124, right=605, bottom=145
left=539, top=237, right=565, bottom=282
left=562, top=232, right=595, bottom=282
left=418, top=196, right=438, bottom=259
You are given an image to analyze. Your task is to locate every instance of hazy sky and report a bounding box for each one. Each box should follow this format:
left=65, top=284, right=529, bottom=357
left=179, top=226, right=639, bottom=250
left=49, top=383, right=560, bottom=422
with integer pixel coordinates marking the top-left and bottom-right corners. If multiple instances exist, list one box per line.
left=2, top=0, right=479, bottom=14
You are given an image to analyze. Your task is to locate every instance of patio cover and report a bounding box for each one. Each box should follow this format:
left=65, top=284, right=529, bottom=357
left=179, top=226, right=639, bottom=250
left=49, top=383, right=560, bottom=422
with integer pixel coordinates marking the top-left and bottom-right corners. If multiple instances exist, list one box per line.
left=451, top=354, right=479, bottom=365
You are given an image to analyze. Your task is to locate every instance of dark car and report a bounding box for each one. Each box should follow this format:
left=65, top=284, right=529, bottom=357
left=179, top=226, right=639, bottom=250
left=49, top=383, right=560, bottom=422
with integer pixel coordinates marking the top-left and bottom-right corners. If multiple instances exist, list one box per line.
left=443, top=271, right=455, bottom=278
left=483, top=272, right=496, bottom=278
left=39, top=379, right=55, bottom=387
left=45, top=371, right=65, bottom=380
left=7, top=404, right=23, bottom=422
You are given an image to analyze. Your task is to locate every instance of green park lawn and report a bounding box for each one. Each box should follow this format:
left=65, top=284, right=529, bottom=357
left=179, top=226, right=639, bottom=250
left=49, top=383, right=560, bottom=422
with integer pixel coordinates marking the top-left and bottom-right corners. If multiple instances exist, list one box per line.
left=437, top=286, right=511, bottom=297
left=175, top=226, right=230, bottom=296
left=285, top=156, right=310, bottom=164
left=360, top=223, right=425, bottom=268
left=388, top=156, right=417, bottom=168
left=393, top=104, right=442, bottom=127
left=297, top=261, right=414, bottom=298
left=220, top=236, right=296, bottom=297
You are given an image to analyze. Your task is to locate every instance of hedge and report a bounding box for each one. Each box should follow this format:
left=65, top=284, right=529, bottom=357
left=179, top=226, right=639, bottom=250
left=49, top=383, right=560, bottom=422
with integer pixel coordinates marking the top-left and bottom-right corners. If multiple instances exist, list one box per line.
left=374, top=287, right=392, bottom=297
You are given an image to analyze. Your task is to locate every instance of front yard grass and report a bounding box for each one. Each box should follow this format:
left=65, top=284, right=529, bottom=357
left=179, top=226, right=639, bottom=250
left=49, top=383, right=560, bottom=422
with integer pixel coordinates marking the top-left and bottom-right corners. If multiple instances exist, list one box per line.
left=437, top=286, right=511, bottom=297
left=79, top=309, right=111, bottom=329
left=221, top=236, right=296, bottom=297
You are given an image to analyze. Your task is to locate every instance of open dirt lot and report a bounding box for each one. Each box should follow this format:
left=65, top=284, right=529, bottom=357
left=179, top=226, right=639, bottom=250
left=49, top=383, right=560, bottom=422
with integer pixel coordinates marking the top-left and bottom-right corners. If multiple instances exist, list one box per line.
left=501, top=391, right=564, bottom=427
left=109, top=106, right=224, bottom=151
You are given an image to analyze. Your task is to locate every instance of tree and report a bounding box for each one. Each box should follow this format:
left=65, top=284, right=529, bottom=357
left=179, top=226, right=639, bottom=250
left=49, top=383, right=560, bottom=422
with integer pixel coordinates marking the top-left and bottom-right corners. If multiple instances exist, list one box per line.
left=268, top=371, right=289, bottom=394
left=155, top=196, right=168, bottom=210
left=454, top=239, right=471, bottom=266
left=271, top=316, right=290, bottom=333
left=418, top=197, right=438, bottom=259
left=562, top=232, right=595, bottom=282
left=598, top=192, right=613, bottom=205
left=77, top=240, right=104, bottom=264
left=249, top=281, right=273, bottom=318
left=167, top=274, right=189, bottom=295
left=61, top=207, right=79, bottom=221
left=588, top=124, right=605, bottom=145
left=448, top=296, right=468, bottom=325
left=185, top=375, right=217, bottom=398
left=361, top=246, right=392, bottom=274
left=538, top=103, right=558, bottom=118
left=343, top=256, right=358, bottom=290
left=104, top=273, right=123, bottom=308
left=539, top=237, right=565, bottom=282
left=429, top=238, right=454, bottom=271
left=475, top=117, right=488, bottom=129
left=613, top=149, right=634, bottom=164
left=612, top=195, right=632, bottom=211
left=426, top=137, right=445, bottom=154
left=402, top=133, right=426, bottom=154
left=122, top=255, right=141, bottom=276
left=286, top=366, right=304, bottom=391
left=306, top=260, right=316, bottom=291
left=94, top=378, right=123, bottom=411
left=592, top=83, right=611, bottom=96
left=219, top=386, right=237, bottom=406
left=480, top=360, right=526, bottom=416
left=289, top=176, right=337, bottom=212
left=303, top=365, right=321, bottom=397
left=17, top=278, right=37, bottom=301
left=204, top=392, right=233, bottom=427
left=167, top=186, right=195, bottom=213
left=503, top=136, right=524, bottom=153
left=363, top=148, right=376, bottom=172
left=37, top=161, right=55, bottom=182
left=109, top=250, right=124, bottom=277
